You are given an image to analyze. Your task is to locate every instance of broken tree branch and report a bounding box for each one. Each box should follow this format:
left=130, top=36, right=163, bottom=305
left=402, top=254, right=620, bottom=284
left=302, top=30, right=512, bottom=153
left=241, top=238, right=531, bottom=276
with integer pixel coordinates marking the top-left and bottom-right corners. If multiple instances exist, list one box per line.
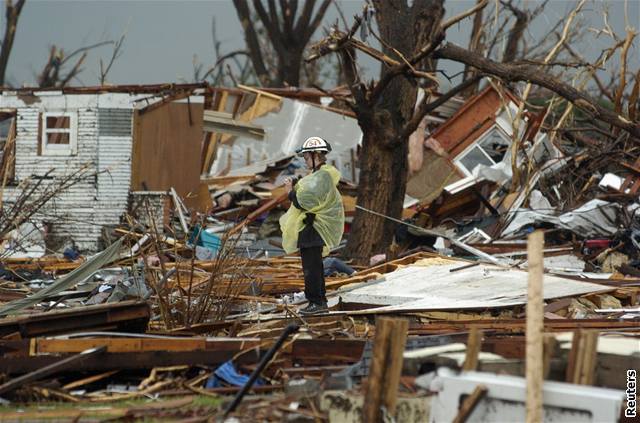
left=614, top=29, right=636, bottom=117
left=399, top=75, right=482, bottom=141
left=232, top=0, right=271, bottom=86
left=441, top=0, right=489, bottom=31
left=434, top=43, right=640, bottom=138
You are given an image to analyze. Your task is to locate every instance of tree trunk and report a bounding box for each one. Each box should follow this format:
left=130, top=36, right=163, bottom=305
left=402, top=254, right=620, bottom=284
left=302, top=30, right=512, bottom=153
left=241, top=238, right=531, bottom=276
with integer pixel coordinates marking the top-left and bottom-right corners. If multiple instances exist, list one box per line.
left=0, top=0, right=26, bottom=86
left=276, top=49, right=302, bottom=87
left=347, top=115, right=409, bottom=262
left=345, top=0, right=444, bottom=264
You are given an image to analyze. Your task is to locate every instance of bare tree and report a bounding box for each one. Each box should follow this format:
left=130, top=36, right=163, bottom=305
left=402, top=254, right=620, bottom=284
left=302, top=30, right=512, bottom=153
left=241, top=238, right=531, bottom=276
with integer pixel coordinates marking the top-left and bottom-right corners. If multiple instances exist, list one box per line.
left=309, top=0, right=639, bottom=263
left=0, top=0, right=26, bottom=86
left=38, top=41, right=112, bottom=88
left=232, top=0, right=332, bottom=87
left=99, top=27, right=128, bottom=85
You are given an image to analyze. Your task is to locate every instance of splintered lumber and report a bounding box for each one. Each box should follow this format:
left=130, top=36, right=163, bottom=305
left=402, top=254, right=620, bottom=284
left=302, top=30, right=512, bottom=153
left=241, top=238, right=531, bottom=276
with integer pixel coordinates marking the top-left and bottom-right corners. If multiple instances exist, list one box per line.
left=542, top=334, right=558, bottom=379
left=566, top=330, right=599, bottom=385
left=0, top=301, right=150, bottom=339
left=0, top=349, right=262, bottom=376
left=462, top=328, right=482, bottom=371
left=32, top=337, right=260, bottom=354
left=62, top=370, right=119, bottom=390
left=452, top=384, right=488, bottom=423
left=291, top=339, right=365, bottom=365
left=0, top=346, right=106, bottom=396
left=227, top=191, right=289, bottom=236
left=526, top=231, right=544, bottom=423
left=407, top=318, right=640, bottom=336
left=363, top=317, right=409, bottom=423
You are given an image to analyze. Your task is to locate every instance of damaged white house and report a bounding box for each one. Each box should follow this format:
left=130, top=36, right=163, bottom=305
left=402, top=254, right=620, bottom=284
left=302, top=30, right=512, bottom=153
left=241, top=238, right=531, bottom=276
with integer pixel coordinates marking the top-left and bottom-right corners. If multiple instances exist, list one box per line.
left=0, top=84, right=208, bottom=253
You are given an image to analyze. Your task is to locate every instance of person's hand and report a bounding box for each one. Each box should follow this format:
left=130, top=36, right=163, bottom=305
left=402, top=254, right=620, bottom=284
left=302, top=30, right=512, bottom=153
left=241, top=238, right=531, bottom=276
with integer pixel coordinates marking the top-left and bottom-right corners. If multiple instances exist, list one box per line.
left=284, top=177, right=293, bottom=193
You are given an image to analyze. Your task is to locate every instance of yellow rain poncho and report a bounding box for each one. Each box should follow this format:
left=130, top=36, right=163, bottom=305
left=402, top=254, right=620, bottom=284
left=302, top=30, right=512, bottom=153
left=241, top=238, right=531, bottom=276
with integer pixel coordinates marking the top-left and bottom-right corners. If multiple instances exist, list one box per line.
left=279, top=164, right=345, bottom=256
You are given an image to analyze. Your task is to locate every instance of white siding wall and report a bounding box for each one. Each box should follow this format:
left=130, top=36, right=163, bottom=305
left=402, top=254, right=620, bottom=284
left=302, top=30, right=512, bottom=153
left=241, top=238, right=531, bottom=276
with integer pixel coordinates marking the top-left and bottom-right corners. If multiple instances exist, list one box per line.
left=4, top=108, right=100, bottom=250
left=1, top=94, right=138, bottom=252
left=95, top=109, right=133, bottom=244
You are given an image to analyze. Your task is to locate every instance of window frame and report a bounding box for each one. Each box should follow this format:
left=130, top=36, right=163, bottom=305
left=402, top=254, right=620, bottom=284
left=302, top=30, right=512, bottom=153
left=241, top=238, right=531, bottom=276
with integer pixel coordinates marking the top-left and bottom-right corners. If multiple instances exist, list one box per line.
left=454, top=124, right=512, bottom=176
left=41, top=111, right=77, bottom=156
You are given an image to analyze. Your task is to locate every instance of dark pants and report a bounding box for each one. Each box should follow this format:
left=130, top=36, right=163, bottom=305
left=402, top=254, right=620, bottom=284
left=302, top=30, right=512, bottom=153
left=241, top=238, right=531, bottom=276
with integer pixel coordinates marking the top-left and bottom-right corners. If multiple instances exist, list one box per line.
left=300, top=246, right=326, bottom=305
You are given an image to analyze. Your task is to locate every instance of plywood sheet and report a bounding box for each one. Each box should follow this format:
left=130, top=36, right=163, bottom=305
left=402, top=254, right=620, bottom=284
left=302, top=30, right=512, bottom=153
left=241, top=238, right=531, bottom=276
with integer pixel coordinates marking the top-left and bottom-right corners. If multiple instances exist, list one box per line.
left=131, top=102, right=203, bottom=205
left=341, top=259, right=610, bottom=314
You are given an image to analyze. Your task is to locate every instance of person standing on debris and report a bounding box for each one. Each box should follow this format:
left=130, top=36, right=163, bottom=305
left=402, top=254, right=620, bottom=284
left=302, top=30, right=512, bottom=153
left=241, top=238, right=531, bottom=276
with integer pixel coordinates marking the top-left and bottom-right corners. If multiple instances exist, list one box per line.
left=280, top=136, right=345, bottom=315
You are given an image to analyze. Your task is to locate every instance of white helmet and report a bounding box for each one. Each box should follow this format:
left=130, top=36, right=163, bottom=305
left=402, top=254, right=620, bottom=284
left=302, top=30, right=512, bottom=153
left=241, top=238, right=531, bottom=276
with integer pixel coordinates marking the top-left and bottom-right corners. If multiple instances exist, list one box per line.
left=295, top=136, right=332, bottom=155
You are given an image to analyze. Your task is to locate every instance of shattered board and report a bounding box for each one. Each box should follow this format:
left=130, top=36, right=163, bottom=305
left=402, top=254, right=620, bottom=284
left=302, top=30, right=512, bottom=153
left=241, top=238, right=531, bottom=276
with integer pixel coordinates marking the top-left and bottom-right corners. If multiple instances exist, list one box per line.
left=340, top=259, right=611, bottom=314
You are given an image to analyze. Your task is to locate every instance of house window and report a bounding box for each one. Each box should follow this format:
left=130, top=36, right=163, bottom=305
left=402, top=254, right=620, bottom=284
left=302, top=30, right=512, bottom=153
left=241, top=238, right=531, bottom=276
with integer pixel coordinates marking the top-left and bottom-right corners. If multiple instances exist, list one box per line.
left=455, top=125, right=511, bottom=176
left=41, top=112, right=77, bottom=155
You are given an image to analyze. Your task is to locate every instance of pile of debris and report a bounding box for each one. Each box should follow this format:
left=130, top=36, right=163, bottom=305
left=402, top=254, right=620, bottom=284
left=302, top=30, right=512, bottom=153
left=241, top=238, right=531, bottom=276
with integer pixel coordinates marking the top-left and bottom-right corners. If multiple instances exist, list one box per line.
left=0, top=82, right=638, bottom=421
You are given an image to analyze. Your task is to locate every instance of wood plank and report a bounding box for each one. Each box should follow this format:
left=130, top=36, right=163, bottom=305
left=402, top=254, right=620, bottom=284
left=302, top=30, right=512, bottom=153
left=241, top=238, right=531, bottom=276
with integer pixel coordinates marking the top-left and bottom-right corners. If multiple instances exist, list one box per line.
left=0, top=350, right=261, bottom=375
left=542, top=334, right=558, bottom=379
left=0, top=301, right=150, bottom=339
left=582, top=331, right=598, bottom=385
left=291, top=339, right=365, bottom=365
left=462, top=328, right=482, bottom=371
left=35, top=337, right=260, bottom=354
left=452, top=384, right=488, bottom=423
left=363, top=317, right=392, bottom=423
left=62, top=370, right=119, bottom=390
left=227, top=192, right=289, bottom=236
left=363, top=317, right=408, bottom=422
left=0, top=346, right=106, bottom=395
left=526, top=231, right=544, bottom=423
left=408, top=319, right=640, bottom=333
left=382, top=318, right=409, bottom=417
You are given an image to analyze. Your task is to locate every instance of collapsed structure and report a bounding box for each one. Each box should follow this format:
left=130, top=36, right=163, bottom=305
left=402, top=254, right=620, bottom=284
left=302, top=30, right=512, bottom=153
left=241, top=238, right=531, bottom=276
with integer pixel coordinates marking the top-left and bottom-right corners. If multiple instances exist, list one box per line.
left=0, top=79, right=637, bottom=421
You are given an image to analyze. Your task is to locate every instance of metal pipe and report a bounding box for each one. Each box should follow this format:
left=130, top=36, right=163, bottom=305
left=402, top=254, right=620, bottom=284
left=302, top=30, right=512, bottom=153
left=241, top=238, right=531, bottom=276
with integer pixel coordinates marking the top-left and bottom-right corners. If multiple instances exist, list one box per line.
left=223, top=323, right=300, bottom=416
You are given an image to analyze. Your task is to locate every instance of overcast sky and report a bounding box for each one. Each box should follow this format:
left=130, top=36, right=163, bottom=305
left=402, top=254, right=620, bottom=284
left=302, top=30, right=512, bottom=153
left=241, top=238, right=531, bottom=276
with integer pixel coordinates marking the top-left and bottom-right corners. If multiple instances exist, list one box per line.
left=2, top=0, right=638, bottom=88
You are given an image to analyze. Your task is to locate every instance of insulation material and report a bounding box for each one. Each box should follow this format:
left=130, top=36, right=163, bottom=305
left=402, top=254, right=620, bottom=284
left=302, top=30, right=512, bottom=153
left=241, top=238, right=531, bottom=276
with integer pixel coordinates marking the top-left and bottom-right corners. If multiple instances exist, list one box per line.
left=340, top=259, right=610, bottom=314
left=408, top=116, right=427, bottom=174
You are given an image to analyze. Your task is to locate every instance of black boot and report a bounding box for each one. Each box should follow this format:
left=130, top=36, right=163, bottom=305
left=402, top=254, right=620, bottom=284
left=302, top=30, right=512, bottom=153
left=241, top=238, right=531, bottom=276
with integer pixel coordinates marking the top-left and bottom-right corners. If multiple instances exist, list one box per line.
left=299, top=302, right=328, bottom=315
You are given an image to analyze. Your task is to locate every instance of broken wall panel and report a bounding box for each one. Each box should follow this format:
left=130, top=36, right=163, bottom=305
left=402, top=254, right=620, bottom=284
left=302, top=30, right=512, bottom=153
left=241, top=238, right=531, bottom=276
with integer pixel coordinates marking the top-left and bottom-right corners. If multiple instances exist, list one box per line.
left=341, top=258, right=611, bottom=314
left=0, top=300, right=150, bottom=339
left=131, top=102, right=203, bottom=207
left=209, top=92, right=361, bottom=183
left=0, top=88, right=205, bottom=252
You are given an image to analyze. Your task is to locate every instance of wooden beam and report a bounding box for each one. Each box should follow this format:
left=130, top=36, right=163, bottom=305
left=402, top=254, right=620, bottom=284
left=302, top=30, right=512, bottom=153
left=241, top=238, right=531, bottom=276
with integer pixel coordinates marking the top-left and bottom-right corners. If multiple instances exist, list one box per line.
left=566, top=329, right=599, bottom=385
left=462, top=328, right=482, bottom=371
left=452, top=384, right=488, bottom=423
left=363, top=317, right=409, bottom=422
left=227, top=192, right=289, bottom=236
left=542, top=334, right=558, bottom=379
left=0, top=346, right=106, bottom=396
left=33, top=337, right=260, bottom=354
left=0, top=349, right=261, bottom=375
left=0, top=300, right=150, bottom=339
left=526, top=230, right=544, bottom=423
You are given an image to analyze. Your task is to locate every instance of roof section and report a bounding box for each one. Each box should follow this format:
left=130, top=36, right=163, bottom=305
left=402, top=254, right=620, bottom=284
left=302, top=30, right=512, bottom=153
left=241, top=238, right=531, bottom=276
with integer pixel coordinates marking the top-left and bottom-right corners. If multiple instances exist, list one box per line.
left=0, top=82, right=209, bottom=95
